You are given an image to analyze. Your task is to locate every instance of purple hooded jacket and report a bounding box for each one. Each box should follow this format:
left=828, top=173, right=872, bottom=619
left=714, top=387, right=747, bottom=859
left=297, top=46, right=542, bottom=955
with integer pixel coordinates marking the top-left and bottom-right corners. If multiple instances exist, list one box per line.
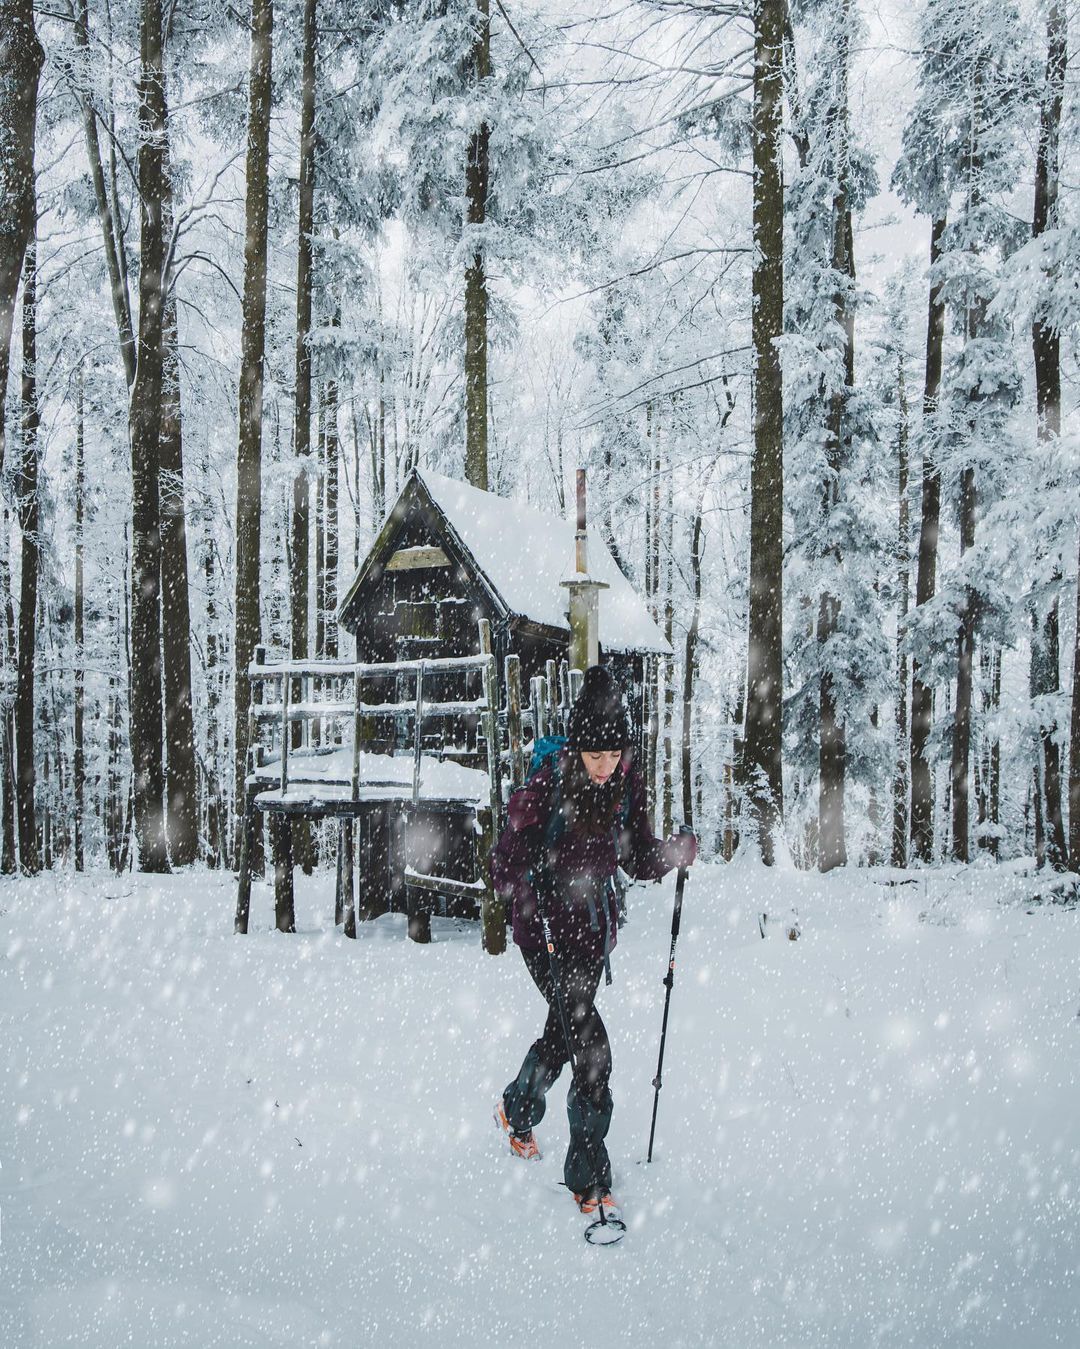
left=490, top=750, right=676, bottom=958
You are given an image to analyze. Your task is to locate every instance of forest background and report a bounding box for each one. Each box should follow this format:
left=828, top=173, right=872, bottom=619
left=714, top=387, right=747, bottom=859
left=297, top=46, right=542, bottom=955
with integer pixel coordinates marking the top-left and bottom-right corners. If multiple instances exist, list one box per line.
left=0, top=0, right=1077, bottom=884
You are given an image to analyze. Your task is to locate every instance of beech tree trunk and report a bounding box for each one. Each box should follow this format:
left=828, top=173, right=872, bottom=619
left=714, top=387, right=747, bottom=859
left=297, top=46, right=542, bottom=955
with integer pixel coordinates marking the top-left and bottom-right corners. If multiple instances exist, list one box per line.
left=1032, top=1, right=1067, bottom=870
left=204, top=534, right=223, bottom=868
left=744, top=0, right=785, bottom=862
left=464, top=0, right=490, bottom=489
left=74, top=367, right=86, bottom=871
left=909, top=214, right=946, bottom=862
left=682, top=458, right=721, bottom=831
left=0, top=0, right=43, bottom=483
left=819, top=20, right=853, bottom=871
left=1, top=505, right=16, bottom=872
left=127, top=0, right=170, bottom=872
left=74, top=0, right=135, bottom=389
left=950, top=461, right=976, bottom=861
left=233, top=0, right=274, bottom=872
left=15, top=224, right=40, bottom=874
left=892, top=347, right=911, bottom=866
left=324, top=365, right=339, bottom=658
left=662, top=456, right=675, bottom=837
left=160, top=285, right=198, bottom=864
left=291, top=0, right=317, bottom=670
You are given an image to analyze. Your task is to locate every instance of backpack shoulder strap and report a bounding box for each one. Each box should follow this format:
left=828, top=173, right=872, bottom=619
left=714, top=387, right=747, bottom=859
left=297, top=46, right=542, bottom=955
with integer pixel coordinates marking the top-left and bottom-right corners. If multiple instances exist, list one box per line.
left=541, top=753, right=566, bottom=852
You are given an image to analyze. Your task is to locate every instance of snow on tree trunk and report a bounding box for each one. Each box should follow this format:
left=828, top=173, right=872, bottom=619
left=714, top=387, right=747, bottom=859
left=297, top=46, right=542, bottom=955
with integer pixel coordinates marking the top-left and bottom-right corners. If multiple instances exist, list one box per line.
left=128, top=0, right=171, bottom=873
left=909, top=216, right=946, bottom=863
left=0, top=0, right=43, bottom=485
left=1031, top=2, right=1067, bottom=870
left=233, top=0, right=273, bottom=870
left=75, top=367, right=86, bottom=872
left=464, top=0, right=491, bottom=491
left=160, top=281, right=198, bottom=866
left=744, top=0, right=785, bottom=863
left=15, top=223, right=40, bottom=874
left=291, top=0, right=317, bottom=680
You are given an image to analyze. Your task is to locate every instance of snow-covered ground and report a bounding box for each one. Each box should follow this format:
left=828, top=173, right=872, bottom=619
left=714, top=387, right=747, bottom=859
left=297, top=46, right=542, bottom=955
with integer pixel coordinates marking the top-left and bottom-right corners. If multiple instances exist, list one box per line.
left=2, top=856, right=1078, bottom=1348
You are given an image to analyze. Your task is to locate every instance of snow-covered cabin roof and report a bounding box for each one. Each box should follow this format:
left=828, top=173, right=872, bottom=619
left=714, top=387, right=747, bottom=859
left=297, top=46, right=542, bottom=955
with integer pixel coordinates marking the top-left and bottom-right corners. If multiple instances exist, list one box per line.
left=340, top=467, right=671, bottom=655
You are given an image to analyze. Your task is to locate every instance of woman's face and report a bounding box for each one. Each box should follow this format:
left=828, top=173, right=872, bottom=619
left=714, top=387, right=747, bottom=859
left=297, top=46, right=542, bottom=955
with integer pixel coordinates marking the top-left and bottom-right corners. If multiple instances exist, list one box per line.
left=580, top=749, right=623, bottom=786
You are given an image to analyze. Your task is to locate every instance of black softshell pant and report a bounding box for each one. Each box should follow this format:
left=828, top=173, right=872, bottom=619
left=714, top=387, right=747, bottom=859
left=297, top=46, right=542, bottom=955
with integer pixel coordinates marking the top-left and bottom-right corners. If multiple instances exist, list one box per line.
left=502, top=946, right=613, bottom=1196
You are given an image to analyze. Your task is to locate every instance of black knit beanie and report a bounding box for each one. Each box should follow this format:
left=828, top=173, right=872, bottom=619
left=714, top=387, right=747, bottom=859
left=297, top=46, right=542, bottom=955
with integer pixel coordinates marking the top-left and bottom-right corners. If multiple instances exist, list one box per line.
left=566, top=665, right=630, bottom=751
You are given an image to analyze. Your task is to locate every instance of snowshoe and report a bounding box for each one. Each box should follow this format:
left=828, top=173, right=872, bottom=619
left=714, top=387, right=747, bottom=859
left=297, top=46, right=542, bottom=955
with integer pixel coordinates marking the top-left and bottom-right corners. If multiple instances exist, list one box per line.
left=573, top=1187, right=626, bottom=1245
left=493, top=1100, right=541, bottom=1161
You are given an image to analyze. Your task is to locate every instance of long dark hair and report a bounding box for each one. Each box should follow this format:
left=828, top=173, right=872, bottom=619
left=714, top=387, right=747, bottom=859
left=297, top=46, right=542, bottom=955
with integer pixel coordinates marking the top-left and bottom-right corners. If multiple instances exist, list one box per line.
left=560, top=750, right=627, bottom=837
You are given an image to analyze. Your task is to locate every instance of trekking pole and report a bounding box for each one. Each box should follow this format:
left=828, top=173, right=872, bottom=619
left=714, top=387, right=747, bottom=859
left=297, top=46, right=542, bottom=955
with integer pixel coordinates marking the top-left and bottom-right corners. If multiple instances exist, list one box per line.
left=534, top=888, right=626, bottom=1246
left=646, top=824, right=695, bottom=1164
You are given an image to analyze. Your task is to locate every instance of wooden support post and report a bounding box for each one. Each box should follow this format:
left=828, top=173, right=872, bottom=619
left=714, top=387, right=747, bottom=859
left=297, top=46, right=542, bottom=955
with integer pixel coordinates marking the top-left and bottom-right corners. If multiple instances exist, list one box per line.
left=270, top=813, right=295, bottom=933
left=280, top=671, right=291, bottom=795
left=505, top=654, right=524, bottom=789
left=407, top=877, right=431, bottom=944
left=545, top=658, right=559, bottom=734
left=341, top=817, right=356, bottom=936
left=350, top=667, right=363, bottom=797
left=531, top=675, right=545, bottom=741
left=233, top=796, right=258, bottom=934
left=476, top=805, right=504, bottom=954
left=559, top=660, right=571, bottom=721
left=569, top=666, right=584, bottom=705
left=412, top=661, right=425, bottom=805
left=359, top=805, right=393, bottom=921
left=335, top=819, right=345, bottom=927
left=480, top=664, right=501, bottom=826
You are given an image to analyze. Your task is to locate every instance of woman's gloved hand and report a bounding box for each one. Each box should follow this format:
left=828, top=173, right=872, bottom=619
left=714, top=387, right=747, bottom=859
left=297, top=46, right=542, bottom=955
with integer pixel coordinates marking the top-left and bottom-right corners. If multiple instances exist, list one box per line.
left=664, top=830, right=698, bottom=869
left=509, top=791, right=543, bottom=831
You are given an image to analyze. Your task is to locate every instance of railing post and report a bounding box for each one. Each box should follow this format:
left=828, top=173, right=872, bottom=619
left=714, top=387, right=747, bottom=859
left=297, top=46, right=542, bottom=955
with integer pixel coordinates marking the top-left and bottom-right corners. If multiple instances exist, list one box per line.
left=545, top=658, right=559, bottom=734
left=412, top=661, right=426, bottom=806
left=529, top=676, right=540, bottom=742
left=280, top=670, right=291, bottom=797
left=569, top=667, right=584, bottom=705
left=477, top=620, right=505, bottom=954
left=505, top=654, right=524, bottom=789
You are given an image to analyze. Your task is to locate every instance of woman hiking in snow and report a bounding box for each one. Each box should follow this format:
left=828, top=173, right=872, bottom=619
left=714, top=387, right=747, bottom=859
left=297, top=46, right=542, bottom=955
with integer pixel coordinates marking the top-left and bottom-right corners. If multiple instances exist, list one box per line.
left=491, top=664, right=697, bottom=1221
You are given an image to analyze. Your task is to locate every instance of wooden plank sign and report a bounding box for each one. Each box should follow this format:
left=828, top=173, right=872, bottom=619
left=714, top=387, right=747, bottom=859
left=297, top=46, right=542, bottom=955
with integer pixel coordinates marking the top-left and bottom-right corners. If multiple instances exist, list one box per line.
left=386, top=546, right=451, bottom=571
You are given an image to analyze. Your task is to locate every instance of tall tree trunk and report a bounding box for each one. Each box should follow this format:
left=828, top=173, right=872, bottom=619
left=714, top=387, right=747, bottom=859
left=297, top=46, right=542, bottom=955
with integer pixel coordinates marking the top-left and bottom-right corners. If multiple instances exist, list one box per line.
left=819, top=20, right=853, bottom=871
left=0, top=0, right=43, bottom=483
left=128, top=0, right=170, bottom=872
left=74, top=366, right=86, bottom=871
left=289, top=0, right=318, bottom=876
left=74, top=0, right=135, bottom=389
left=204, top=536, right=223, bottom=867
left=464, top=0, right=490, bottom=489
left=291, top=0, right=317, bottom=669
left=909, top=214, right=946, bottom=862
left=1033, top=1, right=1067, bottom=870
left=1, top=506, right=16, bottom=872
left=745, top=0, right=785, bottom=862
left=15, top=215, right=39, bottom=873
left=892, top=345, right=911, bottom=866
left=682, top=461, right=719, bottom=830
left=662, top=457, right=675, bottom=838
left=233, top=0, right=274, bottom=868
left=315, top=391, right=327, bottom=659
left=324, top=362, right=339, bottom=659
left=950, top=467, right=976, bottom=861
left=160, top=271, right=198, bottom=864
left=646, top=405, right=660, bottom=816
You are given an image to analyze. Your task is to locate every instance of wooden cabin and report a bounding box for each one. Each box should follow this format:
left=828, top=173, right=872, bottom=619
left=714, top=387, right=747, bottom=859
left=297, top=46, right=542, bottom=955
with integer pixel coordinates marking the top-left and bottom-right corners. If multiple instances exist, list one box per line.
left=236, top=468, right=669, bottom=944
left=338, top=467, right=670, bottom=753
